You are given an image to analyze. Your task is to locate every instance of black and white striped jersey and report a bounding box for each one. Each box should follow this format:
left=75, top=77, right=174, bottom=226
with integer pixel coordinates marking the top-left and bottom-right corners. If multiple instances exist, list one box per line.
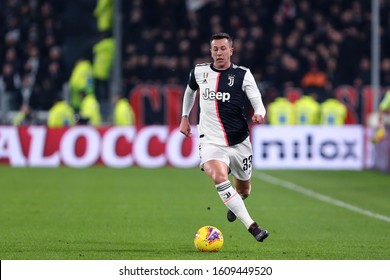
left=187, top=63, right=265, bottom=146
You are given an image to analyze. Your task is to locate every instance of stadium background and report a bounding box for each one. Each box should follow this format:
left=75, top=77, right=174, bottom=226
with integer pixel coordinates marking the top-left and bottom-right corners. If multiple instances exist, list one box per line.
left=1, top=0, right=390, bottom=122
left=0, top=0, right=390, bottom=171
left=1, top=1, right=390, bottom=264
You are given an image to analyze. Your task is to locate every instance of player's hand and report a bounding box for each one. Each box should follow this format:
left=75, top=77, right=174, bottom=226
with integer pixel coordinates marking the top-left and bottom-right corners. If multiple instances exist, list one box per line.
left=252, top=114, right=264, bottom=124
left=180, top=116, right=192, bottom=137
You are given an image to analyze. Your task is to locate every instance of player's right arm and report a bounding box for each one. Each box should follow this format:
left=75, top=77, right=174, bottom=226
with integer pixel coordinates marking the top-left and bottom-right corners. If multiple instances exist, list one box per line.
left=180, top=85, right=197, bottom=137
left=180, top=69, right=198, bottom=137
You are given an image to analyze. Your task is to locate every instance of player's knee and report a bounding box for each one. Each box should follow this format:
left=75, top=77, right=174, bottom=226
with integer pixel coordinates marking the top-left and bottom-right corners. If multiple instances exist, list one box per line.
left=209, top=172, right=228, bottom=184
left=205, top=167, right=228, bottom=184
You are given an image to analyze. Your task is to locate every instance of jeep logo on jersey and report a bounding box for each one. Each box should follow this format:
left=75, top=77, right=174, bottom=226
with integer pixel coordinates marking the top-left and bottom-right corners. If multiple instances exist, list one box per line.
left=202, top=88, right=231, bottom=102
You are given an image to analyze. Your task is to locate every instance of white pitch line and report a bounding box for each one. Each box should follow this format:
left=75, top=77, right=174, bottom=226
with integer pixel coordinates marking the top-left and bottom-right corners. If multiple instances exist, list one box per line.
left=254, top=171, right=390, bottom=223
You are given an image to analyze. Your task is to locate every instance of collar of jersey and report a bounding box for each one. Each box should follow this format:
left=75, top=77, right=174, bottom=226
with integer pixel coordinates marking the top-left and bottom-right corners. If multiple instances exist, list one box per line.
left=210, top=63, right=232, bottom=72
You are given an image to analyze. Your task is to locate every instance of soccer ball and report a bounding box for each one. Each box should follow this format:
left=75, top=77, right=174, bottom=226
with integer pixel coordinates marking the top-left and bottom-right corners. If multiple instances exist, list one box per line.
left=194, top=226, right=224, bottom=252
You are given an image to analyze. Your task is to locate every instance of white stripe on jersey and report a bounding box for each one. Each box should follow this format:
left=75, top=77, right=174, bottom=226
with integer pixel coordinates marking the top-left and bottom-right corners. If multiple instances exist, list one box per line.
left=195, top=65, right=228, bottom=145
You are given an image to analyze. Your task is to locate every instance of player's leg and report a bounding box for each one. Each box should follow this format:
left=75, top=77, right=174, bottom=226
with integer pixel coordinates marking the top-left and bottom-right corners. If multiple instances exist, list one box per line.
left=227, top=138, right=269, bottom=242
left=203, top=160, right=255, bottom=228
left=200, top=142, right=268, bottom=242
left=226, top=137, right=253, bottom=222
left=233, top=177, right=251, bottom=198
left=202, top=159, right=229, bottom=184
left=232, top=177, right=268, bottom=242
left=227, top=177, right=251, bottom=222
left=200, top=144, right=254, bottom=230
left=199, top=142, right=231, bottom=199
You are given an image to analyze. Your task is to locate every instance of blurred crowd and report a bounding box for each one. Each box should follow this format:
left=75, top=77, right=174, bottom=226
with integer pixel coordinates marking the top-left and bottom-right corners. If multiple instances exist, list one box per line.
left=1, top=0, right=390, bottom=125
left=0, top=0, right=66, bottom=117
left=123, top=0, right=390, bottom=101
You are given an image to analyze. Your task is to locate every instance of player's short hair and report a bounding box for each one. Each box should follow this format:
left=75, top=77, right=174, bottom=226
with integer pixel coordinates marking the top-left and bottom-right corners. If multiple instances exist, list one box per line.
left=210, top=33, right=233, bottom=47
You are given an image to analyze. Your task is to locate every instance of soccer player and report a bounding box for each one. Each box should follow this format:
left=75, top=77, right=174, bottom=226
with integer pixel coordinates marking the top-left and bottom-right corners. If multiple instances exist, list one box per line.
left=179, top=33, right=269, bottom=242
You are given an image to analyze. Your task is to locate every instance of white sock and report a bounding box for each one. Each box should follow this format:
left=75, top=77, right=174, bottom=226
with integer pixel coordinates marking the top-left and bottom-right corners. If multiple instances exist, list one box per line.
left=216, top=181, right=254, bottom=228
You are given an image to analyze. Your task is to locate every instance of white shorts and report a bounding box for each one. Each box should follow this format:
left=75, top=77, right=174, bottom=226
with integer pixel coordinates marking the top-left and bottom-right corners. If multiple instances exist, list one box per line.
left=199, top=137, right=253, bottom=181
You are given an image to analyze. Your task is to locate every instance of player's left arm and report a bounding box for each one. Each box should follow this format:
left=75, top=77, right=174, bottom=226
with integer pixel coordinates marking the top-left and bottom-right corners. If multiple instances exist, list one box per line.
left=243, top=69, right=266, bottom=124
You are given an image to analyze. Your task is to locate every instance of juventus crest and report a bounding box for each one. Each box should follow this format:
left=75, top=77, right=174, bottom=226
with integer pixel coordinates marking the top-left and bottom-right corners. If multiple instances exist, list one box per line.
left=228, top=74, right=235, bottom=86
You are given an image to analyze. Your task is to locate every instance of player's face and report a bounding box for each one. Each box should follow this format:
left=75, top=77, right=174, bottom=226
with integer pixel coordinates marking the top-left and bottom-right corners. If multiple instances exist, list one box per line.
left=210, top=38, right=233, bottom=70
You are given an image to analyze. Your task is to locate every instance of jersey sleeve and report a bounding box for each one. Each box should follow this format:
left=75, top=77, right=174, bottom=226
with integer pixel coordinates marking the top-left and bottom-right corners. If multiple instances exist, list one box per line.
left=187, top=68, right=199, bottom=91
left=243, top=69, right=266, bottom=117
left=181, top=68, right=199, bottom=117
left=181, top=85, right=197, bottom=117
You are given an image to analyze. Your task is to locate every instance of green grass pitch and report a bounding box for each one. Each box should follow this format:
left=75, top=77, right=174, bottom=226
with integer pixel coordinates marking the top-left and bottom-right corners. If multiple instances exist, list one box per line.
left=0, top=166, right=389, bottom=260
